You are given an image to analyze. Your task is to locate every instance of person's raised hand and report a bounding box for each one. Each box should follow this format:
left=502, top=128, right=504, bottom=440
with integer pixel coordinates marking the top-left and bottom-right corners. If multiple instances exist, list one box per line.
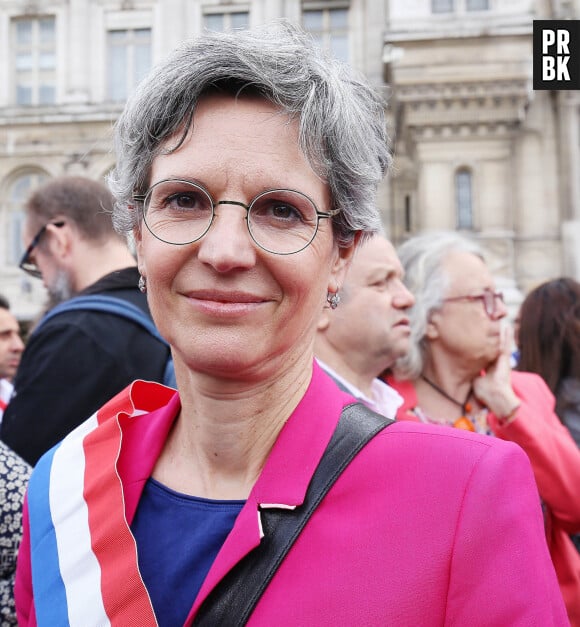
left=473, top=324, right=521, bottom=419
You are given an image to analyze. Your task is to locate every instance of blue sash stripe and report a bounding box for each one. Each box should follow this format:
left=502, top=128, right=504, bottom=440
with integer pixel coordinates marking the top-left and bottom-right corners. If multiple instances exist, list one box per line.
left=28, top=444, right=70, bottom=626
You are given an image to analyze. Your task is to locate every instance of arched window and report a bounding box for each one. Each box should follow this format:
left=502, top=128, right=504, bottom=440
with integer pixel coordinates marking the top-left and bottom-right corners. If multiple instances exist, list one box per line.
left=455, top=168, right=473, bottom=230
left=2, top=171, right=49, bottom=266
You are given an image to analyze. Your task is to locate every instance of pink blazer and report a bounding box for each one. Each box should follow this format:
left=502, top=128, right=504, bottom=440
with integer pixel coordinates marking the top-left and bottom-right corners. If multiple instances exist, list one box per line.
left=17, top=365, right=568, bottom=625
left=388, top=371, right=580, bottom=625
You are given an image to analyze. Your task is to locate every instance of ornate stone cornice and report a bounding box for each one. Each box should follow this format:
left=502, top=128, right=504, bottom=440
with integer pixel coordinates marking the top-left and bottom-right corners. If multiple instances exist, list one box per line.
left=394, top=79, right=532, bottom=139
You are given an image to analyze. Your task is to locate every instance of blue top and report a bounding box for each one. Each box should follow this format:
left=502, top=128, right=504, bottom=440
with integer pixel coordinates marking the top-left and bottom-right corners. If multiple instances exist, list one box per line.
left=131, top=477, right=244, bottom=626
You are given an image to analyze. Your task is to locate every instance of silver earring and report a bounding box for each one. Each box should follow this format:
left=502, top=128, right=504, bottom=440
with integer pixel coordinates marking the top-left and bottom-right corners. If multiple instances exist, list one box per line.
left=327, top=291, right=340, bottom=310
left=138, top=275, right=147, bottom=293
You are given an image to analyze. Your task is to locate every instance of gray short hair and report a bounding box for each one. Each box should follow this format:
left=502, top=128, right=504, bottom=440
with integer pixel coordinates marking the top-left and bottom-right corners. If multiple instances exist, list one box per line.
left=108, top=21, right=391, bottom=244
left=394, top=231, right=485, bottom=380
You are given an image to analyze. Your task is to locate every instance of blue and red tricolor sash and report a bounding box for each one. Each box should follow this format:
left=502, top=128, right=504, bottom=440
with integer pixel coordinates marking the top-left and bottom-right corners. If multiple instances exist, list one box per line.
left=27, top=381, right=175, bottom=626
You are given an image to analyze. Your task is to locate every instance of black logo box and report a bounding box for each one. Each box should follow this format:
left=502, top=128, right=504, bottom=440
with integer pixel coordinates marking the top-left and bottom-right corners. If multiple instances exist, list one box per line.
left=533, top=20, right=580, bottom=90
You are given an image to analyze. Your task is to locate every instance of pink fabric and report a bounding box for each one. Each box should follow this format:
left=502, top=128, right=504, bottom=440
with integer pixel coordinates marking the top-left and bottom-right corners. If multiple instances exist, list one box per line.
left=389, top=371, right=580, bottom=626
left=17, top=364, right=569, bottom=625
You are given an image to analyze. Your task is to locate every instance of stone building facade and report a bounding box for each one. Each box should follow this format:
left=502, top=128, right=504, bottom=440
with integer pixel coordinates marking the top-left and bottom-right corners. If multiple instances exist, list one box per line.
left=0, top=0, right=578, bottom=320
left=384, top=0, right=580, bottom=306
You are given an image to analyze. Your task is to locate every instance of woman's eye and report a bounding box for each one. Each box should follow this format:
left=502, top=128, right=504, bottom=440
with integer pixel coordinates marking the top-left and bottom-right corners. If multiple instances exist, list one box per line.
left=271, top=203, right=301, bottom=220
left=168, top=193, right=200, bottom=210
left=252, top=201, right=304, bottom=223
left=147, top=181, right=214, bottom=215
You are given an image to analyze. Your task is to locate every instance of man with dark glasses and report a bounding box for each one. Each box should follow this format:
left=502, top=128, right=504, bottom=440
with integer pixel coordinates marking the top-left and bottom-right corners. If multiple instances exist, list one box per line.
left=1, top=176, right=170, bottom=465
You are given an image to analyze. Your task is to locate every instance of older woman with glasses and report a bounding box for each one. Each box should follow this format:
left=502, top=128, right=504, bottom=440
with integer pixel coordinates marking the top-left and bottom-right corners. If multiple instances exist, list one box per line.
left=387, top=231, right=580, bottom=625
left=16, top=25, right=567, bottom=626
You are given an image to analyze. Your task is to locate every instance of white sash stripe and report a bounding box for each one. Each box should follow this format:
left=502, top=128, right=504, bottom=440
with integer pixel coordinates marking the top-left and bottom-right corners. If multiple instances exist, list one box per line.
left=49, top=414, right=111, bottom=627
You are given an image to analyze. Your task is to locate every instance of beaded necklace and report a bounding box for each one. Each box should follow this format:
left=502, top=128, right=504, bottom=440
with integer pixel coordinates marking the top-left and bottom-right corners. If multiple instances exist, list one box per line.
left=420, top=375, right=476, bottom=432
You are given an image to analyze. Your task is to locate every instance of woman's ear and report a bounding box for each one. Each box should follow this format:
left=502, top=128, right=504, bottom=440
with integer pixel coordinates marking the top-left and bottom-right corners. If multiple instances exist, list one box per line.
left=425, top=310, right=441, bottom=340
left=133, top=225, right=144, bottom=269
left=329, top=232, right=361, bottom=291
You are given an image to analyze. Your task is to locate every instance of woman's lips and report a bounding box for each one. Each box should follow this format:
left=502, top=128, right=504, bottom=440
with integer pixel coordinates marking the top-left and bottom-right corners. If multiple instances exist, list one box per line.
left=184, top=290, right=269, bottom=317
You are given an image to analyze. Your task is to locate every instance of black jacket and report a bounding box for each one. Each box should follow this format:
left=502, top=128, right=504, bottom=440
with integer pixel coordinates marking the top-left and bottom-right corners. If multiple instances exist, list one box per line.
left=1, top=267, right=169, bottom=465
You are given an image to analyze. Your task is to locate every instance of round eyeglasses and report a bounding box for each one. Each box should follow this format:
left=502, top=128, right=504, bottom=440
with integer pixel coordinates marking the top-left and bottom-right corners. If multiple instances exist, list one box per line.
left=443, top=288, right=504, bottom=319
left=132, top=179, right=339, bottom=255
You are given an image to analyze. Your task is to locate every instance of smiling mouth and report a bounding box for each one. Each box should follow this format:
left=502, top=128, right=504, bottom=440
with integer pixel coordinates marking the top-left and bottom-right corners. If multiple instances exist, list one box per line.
left=187, top=290, right=266, bottom=304
left=184, top=290, right=269, bottom=318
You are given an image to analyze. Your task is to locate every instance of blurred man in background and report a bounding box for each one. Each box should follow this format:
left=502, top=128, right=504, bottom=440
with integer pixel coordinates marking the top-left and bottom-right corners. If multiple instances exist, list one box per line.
left=0, top=295, right=24, bottom=424
left=315, top=234, right=415, bottom=418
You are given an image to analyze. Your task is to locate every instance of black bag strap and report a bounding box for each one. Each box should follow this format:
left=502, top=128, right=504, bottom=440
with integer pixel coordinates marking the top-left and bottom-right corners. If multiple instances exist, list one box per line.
left=192, top=402, right=394, bottom=626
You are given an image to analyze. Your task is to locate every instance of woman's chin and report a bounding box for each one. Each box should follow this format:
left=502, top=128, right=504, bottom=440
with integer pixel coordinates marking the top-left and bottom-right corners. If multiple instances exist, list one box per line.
left=178, top=347, right=275, bottom=383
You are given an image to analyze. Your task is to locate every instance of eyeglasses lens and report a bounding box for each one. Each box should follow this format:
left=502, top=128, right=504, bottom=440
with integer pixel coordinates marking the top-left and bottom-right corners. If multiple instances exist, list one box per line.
left=142, top=181, right=320, bottom=255
left=483, top=290, right=504, bottom=317
left=19, top=226, right=47, bottom=278
left=482, top=291, right=493, bottom=316
left=21, top=259, right=42, bottom=278
left=144, top=181, right=213, bottom=245
left=248, top=190, right=319, bottom=255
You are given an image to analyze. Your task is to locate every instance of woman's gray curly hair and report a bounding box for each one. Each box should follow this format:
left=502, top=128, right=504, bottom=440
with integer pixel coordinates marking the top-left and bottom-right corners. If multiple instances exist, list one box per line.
left=393, top=231, right=485, bottom=380
left=107, top=21, right=391, bottom=245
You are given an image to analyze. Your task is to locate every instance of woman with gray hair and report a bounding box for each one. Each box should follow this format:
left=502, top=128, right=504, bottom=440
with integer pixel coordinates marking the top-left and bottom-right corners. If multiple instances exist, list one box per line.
left=388, top=230, right=580, bottom=624
left=17, top=25, right=567, bottom=626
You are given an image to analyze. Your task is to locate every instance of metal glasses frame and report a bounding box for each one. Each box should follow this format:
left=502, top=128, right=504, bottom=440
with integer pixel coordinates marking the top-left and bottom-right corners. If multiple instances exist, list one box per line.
left=132, top=179, right=339, bottom=255
left=443, top=287, right=504, bottom=318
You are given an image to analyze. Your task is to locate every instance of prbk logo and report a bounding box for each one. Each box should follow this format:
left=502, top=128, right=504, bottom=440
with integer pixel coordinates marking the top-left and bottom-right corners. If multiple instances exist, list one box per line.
left=533, top=20, right=580, bottom=90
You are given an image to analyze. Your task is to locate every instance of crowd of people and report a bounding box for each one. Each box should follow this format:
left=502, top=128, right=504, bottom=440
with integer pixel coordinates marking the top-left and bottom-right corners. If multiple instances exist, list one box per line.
left=0, top=20, right=579, bottom=627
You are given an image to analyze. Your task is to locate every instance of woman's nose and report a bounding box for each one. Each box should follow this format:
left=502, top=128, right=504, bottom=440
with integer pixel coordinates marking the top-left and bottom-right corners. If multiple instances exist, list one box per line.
left=196, top=205, right=257, bottom=272
left=493, top=295, right=508, bottom=320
